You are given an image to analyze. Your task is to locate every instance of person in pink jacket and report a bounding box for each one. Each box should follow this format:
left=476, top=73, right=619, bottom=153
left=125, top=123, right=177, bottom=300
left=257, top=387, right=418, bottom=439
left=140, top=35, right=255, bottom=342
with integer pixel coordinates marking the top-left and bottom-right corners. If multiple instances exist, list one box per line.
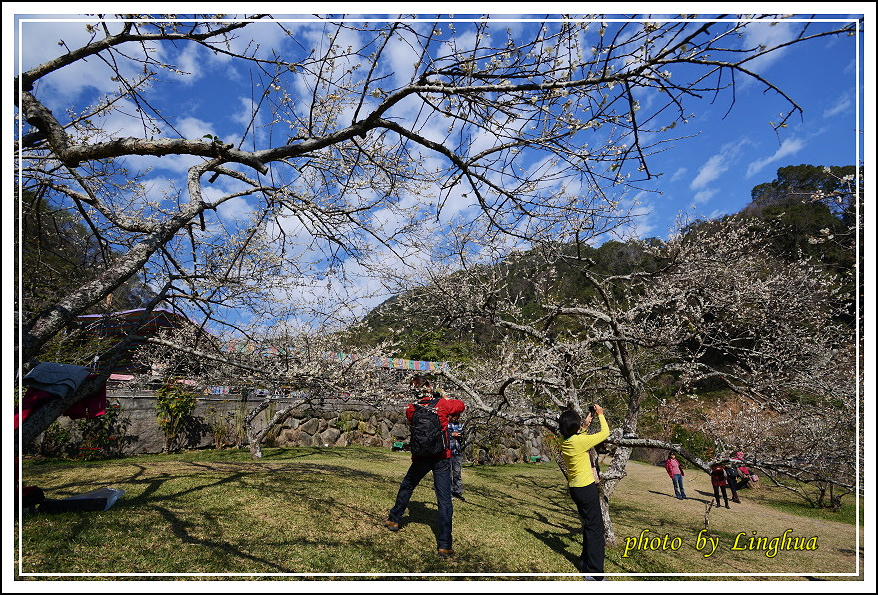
left=664, top=453, right=687, bottom=499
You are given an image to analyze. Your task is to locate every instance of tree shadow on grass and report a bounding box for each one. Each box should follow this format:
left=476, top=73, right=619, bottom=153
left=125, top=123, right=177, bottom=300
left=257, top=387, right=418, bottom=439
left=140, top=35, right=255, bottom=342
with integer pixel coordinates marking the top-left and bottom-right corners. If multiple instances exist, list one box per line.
left=523, top=518, right=581, bottom=572
left=383, top=500, right=461, bottom=548
left=153, top=504, right=299, bottom=572
left=693, top=489, right=721, bottom=504
left=21, top=463, right=239, bottom=511
left=257, top=446, right=402, bottom=463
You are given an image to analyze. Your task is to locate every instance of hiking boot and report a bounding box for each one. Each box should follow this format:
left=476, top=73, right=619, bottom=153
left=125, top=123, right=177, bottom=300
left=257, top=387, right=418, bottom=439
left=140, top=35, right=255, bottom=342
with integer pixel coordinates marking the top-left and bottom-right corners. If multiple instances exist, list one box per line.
left=384, top=519, right=399, bottom=532
left=437, top=548, right=454, bottom=558
left=453, top=493, right=467, bottom=502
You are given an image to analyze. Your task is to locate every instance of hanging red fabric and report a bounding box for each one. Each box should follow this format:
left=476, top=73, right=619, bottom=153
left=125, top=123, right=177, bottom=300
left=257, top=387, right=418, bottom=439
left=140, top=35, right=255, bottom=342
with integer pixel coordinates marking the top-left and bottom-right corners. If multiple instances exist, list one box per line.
left=14, top=375, right=107, bottom=429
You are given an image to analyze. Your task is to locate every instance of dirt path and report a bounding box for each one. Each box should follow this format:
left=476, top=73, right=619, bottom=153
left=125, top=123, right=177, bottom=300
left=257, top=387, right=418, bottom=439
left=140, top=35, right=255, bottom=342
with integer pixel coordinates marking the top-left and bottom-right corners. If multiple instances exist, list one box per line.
left=606, top=458, right=863, bottom=578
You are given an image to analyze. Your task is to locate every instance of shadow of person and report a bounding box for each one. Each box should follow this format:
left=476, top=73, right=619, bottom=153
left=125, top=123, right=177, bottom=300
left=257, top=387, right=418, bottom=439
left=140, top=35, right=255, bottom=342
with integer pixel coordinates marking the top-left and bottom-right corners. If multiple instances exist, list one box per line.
left=648, top=489, right=683, bottom=499
left=693, top=489, right=718, bottom=504
left=403, top=500, right=440, bottom=542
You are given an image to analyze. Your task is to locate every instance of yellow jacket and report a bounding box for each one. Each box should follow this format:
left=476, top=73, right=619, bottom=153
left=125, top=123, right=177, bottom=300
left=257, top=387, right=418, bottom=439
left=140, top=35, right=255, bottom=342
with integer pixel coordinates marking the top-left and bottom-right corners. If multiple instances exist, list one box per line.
left=561, top=414, right=609, bottom=488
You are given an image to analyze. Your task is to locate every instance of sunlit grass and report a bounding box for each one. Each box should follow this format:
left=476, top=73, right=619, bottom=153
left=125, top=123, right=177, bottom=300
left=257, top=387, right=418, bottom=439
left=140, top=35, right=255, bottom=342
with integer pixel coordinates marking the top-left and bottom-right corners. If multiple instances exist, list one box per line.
left=15, top=447, right=862, bottom=580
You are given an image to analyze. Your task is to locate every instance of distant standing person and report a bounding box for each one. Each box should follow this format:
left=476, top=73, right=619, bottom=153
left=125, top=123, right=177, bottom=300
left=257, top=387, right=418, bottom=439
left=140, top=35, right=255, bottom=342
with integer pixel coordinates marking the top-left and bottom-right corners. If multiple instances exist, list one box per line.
left=710, top=462, right=731, bottom=509
left=559, top=405, right=610, bottom=579
left=724, top=465, right=742, bottom=503
left=664, top=453, right=687, bottom=499
left=448, top=412, right=466, bottom=502
left=385, top=375, right=465, bottom=558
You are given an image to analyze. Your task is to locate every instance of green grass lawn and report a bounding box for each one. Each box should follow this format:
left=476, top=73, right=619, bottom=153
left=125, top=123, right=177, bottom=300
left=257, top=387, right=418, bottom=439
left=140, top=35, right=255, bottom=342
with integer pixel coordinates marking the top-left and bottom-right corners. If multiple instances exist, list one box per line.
left=14, top=447, right=864, bottom=580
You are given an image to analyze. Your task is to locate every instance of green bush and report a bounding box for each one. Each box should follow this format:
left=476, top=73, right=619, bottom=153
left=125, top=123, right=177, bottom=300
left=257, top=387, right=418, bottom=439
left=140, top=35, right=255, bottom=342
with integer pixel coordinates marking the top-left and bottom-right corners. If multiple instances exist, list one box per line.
left=37, top=421, right=74, bottom=458
left=155, top=381, right=199, bottom=452
left=75, top=399, right=132, bottom=460
left=34, top=400, right=132, bottom=460
left=669, top=424, right=715, bottom=460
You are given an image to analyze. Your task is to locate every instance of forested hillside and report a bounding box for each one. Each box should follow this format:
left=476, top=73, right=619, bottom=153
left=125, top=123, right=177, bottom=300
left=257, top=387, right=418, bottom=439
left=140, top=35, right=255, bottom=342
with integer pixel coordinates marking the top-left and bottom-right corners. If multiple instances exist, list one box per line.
left=348, top=164, right=858, bottom=363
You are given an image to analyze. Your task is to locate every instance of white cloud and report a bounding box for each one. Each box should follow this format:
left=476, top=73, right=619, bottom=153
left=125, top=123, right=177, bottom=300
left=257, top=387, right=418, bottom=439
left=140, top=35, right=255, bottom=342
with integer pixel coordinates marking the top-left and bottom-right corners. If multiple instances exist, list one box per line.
left=215, top=195, right=255, bottom=223
left=386, top=28, right=423, bottom=88
left=173, top=43, right=206, bottom=84
left=175, top=116, right=217, bottom=140
left=740, top=20, right=797, bottom=74
left=669, top=167, right=688, bottom=183
left=91, top=98, right=160, bottom=138
left=745, top=136, right=805, bottom=178
left=690, top=154, right=729, bottom=191
left=690, top=138, right=752, bottom=191
left=692, top=189, right=717, bottom=204
left=140, top=176, right=181, bottom=204
left=18, top=16, right=109, bottom=71
left=823, top=92, right=853, bottom=118
left=231, top=96, right=269, bottom=146
left=18, top=18, right=153, bottom=109
left=606, top=191, right=656, bottom=240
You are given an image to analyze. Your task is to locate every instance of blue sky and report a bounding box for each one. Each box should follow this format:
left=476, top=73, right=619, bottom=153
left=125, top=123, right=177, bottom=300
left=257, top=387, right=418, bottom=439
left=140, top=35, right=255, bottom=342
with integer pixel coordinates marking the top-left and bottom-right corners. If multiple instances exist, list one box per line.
left=628, top=22, right=863, bottom=238
left=7, top=10, right=870, bottom=327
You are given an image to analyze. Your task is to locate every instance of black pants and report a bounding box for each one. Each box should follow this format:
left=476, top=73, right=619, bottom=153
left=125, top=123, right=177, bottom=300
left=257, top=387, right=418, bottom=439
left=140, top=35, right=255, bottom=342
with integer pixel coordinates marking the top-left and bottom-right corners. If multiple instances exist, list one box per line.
left=388, top=457, right=453, bottom=549
left=569, top=483, right=605, bottom=578
left=727, top=479, right=739, bottom=501
left=713, top=484, right=729, bottom=507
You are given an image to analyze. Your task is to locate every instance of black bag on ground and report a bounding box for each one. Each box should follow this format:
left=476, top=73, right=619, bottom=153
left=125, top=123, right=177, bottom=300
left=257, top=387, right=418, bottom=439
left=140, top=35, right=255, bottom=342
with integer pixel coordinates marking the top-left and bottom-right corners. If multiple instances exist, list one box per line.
left=409, top=397, right=447, bottom=456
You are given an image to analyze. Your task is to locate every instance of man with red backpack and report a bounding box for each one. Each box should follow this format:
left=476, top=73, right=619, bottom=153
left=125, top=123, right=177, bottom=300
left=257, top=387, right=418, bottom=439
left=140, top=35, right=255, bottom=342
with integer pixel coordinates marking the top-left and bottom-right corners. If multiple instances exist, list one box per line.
left=384, top=375, right=465, bottom=558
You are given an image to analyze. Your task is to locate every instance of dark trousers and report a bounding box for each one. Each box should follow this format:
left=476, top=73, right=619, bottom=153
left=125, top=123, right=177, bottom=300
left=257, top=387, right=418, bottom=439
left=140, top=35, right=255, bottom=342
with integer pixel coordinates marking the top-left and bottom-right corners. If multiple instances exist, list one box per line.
left=727, top=480, right=739, bottom=501
left=389, top=456, right=453, bottom=549
left=569, top=483, right=605, bottom=578
left=713, top=484, right=729, bottom=507
left=450, top=453, right=463, bottom=496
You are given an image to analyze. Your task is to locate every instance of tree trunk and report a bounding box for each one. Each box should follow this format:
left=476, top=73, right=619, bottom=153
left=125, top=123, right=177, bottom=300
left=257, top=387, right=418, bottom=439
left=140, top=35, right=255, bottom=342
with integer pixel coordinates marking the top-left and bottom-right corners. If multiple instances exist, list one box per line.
left=598, top=483, right=616, bottom=547
left=242, top=399, right=303, bottom=460
left=597, top=443, right=632, bottom=546
left=248, top=435, right=264, bottom=459
left=595, top=376, right=643, bottom=546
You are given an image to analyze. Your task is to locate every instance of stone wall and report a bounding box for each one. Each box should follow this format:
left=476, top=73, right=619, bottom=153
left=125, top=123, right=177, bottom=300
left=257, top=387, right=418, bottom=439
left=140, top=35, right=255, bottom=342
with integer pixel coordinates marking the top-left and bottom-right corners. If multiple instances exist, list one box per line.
left=47, top=392, right=555, bottom=464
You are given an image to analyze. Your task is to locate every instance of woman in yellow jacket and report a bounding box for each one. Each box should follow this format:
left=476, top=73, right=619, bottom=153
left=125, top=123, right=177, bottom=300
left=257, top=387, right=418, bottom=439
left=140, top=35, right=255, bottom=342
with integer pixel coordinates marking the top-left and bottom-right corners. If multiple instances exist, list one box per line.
left=559, top=404, right=609, bottom=579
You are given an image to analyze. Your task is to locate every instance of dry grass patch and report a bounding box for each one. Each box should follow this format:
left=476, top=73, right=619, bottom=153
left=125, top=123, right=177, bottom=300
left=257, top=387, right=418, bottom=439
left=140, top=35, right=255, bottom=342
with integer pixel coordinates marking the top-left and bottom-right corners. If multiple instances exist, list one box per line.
left=605, top=458, right=862, bottom=578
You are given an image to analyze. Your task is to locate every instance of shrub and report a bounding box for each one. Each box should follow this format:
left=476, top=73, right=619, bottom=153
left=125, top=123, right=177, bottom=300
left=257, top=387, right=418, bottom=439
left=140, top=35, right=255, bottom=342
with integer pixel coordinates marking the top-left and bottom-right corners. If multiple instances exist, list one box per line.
left=75, top=399, right=132, bottom=460
left=34, top=400, right=132, bottom=460
left=206, top=404, right=232, bottom=449
left=155, top=380, right=199, bottom=452
left=37, top=421, right=74, bottom=458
